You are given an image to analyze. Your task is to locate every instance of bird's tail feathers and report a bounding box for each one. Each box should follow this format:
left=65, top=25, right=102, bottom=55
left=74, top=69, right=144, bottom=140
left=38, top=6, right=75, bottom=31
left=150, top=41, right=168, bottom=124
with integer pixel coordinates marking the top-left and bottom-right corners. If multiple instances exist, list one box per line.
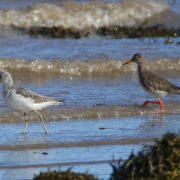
left=47, top=97, right=65, bottom=104
left=58, top=99, right=65, bottom=103
left=173, top=86, right=180, bottom=94
left=177, top=88, right=180, bottom=94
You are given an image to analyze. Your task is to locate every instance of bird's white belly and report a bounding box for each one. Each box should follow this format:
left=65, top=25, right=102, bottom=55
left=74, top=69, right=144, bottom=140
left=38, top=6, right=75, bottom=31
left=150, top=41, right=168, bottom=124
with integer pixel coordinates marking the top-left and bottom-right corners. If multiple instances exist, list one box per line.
left=3, top=92, right=34, bottom=112
left=142, top=85, right=168, bottom=98
left=3, top=91, right=60, bottom=112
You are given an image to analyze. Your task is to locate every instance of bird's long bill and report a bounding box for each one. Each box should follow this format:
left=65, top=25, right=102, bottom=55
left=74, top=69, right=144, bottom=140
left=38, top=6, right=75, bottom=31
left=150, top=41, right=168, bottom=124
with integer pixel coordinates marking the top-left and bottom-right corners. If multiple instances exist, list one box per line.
left=122, top=59, right=133, bottom=66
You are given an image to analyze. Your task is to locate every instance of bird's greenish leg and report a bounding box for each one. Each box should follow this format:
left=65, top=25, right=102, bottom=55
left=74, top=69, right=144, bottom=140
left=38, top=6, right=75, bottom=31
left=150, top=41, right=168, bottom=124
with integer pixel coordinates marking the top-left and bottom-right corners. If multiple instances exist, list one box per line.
left=33, top=110, right=48, bottom=134
left=23, top=113, right=28, bottom=134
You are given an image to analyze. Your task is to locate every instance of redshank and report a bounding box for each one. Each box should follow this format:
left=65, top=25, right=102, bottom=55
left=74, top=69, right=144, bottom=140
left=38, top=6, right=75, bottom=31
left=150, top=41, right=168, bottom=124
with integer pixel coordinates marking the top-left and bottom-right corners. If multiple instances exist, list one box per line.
left=122, top=53, right=180, bottom=111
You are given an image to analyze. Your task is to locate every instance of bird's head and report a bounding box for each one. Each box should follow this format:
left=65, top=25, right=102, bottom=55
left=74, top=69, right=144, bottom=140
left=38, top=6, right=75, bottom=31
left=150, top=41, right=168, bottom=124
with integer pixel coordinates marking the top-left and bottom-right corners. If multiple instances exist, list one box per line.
left=0, top=69, right=13, bottom=87
left=0, top=69, right=5, bottom=83
left=122, top=53, right=144, bottom=66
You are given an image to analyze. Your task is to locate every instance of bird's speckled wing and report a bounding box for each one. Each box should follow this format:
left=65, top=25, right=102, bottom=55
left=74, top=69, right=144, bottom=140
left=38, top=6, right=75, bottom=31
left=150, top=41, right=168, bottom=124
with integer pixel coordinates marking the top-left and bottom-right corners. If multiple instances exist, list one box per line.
left=15, top=87, right=64, bottom=103
left=141, top=72, right=180, bottom=94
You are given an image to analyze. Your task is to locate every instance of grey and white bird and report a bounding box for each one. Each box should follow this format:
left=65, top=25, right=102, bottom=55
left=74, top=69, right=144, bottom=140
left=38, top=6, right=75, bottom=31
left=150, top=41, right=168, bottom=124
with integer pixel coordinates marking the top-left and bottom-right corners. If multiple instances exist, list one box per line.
left=0, top=69, right=64, bottom=134
left=122, top=53, right=180, bottom=111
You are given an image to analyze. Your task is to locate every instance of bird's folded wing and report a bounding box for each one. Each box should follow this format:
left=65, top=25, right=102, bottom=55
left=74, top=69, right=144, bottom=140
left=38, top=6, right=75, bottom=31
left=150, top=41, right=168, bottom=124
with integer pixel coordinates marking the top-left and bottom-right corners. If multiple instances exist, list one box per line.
left=15, top=87, right=64, bottom=103
left=143, top=72, right=180, bottom=93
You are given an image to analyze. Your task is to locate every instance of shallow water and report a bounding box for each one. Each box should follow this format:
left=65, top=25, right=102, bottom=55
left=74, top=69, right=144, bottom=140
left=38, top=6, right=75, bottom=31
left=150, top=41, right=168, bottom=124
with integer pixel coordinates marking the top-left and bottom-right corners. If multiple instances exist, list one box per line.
left=1, top=37, right=180, bottom=61
left=0, top=0, right=180, bottom=180
left=0, top=114, right=180, bottom=180
left=0, top=115, right=180, bottom=179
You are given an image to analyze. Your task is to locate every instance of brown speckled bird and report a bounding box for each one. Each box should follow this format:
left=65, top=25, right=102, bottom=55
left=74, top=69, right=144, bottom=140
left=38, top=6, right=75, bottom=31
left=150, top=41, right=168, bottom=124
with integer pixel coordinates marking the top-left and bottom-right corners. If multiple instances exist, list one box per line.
left=122, top=53, right=180, bottom=111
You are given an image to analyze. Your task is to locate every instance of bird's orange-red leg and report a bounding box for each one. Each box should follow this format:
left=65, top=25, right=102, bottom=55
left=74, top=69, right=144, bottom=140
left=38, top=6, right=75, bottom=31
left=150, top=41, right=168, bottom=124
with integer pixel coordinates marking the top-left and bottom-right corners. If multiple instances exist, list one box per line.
left=142, top=100, right=160, bottom=106
left=158, top=98, right=164, bottom=111
left=142, top=98, right=164, bottom=111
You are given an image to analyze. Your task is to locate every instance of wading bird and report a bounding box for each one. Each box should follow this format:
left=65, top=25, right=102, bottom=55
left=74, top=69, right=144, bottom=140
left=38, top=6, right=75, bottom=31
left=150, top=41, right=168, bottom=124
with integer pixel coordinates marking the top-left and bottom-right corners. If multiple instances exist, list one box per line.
left=0, top=69, right=64, bottom=134
left=122, top=53, right=180, bottom=112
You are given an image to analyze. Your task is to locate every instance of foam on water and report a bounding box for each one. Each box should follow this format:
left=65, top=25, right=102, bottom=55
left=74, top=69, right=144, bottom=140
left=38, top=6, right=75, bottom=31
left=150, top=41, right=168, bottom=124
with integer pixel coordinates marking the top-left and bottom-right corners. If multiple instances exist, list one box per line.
left=0, top=57, right=180, bottom=78
left=0, top=103, right=180, bottom=123
left=0, top=0, right=168, bottom=29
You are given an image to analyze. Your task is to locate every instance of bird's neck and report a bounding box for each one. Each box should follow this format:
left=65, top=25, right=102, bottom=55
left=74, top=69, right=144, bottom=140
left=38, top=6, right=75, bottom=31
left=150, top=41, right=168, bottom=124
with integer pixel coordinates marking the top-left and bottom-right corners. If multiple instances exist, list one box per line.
left=137, top=61, right=148, bottom=86
left=137, top=61, right=144, bottom=77
left=3, top=74, right=14, bottom=89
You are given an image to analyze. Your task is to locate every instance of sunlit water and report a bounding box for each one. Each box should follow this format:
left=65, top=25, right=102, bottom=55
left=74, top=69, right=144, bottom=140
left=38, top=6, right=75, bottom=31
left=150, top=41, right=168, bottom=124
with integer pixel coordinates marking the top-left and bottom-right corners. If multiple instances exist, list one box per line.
left=1, top=37, right=180, bottom=61
left=0, top=114, right=180, bottom=180
left=0, top=0, right=180, bottom=180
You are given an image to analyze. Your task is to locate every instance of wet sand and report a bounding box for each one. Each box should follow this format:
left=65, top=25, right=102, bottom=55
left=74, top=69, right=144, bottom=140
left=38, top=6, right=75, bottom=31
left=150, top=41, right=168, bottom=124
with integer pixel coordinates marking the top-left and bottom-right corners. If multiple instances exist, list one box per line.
left=0, top=112, right=180, bottom=180
left=0, top=72, right=180, bottom=180
left=0, top=69, right=179, bottom=180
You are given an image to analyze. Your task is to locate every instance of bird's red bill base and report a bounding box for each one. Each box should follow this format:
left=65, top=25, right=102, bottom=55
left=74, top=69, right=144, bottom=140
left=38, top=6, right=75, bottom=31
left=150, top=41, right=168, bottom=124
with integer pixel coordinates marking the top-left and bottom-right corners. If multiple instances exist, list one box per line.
left=128, top=59, right=133, bottom=63
left=122, top=59, right=133, bottom=66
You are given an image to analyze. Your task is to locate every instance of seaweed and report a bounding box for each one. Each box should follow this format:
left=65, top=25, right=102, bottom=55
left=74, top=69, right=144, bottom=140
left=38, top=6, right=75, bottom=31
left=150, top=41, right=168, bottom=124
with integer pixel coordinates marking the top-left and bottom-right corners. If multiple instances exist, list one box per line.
left=33, top=168, right=101, bottom=180
left=13, top=24, right=180, bottom=39
left=109, top=133, right=180, bottom=180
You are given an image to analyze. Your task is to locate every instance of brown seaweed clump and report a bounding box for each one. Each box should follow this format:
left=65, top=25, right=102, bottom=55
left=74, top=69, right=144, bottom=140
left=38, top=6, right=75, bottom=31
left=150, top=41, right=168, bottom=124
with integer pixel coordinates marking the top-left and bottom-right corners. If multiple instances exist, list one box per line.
left=33, top=168, right=101, bottom=180
left=17, top=26, right=90, bottom=39
left=97, top=25, right=180, bottom=38
left=110, top=133, right=180, bottom=180
left=13, top=24, right=180, bottom=39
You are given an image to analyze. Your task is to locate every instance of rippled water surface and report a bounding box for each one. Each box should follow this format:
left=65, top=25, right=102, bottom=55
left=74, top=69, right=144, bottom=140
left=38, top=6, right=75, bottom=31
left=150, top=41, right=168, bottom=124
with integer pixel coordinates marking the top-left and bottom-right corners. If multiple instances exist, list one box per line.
left=1, top=37, right=180, bottom=61
left=0, top=0, right=180, bottom=180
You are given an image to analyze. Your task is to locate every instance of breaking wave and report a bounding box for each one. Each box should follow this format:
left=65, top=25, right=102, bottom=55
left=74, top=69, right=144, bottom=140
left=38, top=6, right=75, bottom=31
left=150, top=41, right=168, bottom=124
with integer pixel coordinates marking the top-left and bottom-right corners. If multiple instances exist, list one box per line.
left=0, top=0, right=168, bottom=30
left=0, top=57, right=180, bottom=78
